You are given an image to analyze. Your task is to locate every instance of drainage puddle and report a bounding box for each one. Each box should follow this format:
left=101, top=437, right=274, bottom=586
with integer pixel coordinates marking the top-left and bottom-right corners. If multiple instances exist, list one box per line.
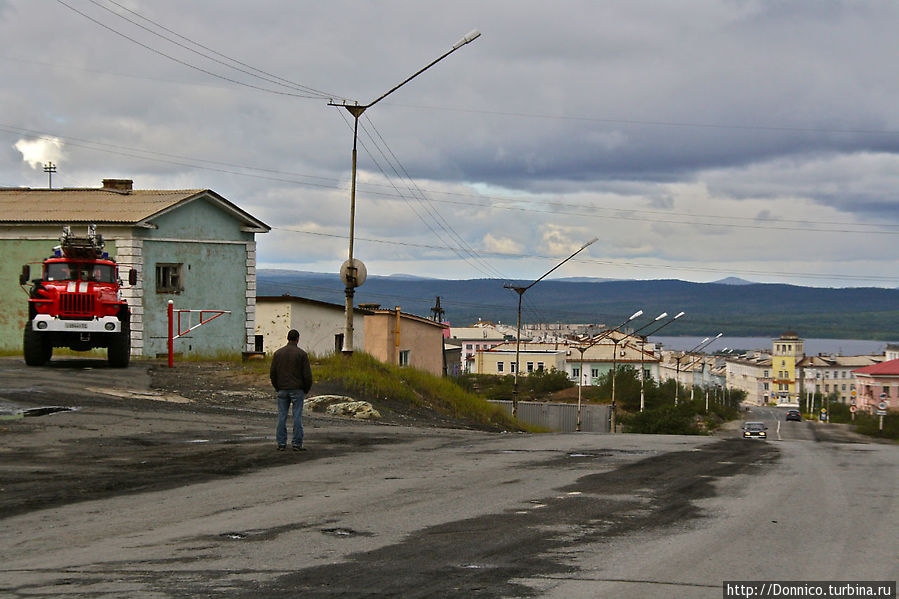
left=0, top=406, right=76, bottom=420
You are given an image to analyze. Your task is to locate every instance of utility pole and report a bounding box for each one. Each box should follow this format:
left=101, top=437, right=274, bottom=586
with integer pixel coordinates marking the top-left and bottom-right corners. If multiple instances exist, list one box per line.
left=505, top=238, right=597, bottom=418
left=431, top=296, right=448, bottom=376
left=44, top=162, right=57, bottom=188
left=329, top=30, right=481, bottom=356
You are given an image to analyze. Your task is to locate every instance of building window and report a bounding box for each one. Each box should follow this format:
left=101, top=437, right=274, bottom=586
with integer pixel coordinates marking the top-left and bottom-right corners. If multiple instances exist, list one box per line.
left=763, top=383, right=769, bottom=390
left=334, top=334, right=344, bottom=354
left=497, top=361, right=504, bottom=373
left=763, top=370, right=769, bottom=378
left=155, top=263, right=183, bottom=293
left=591, top=368, right=599, bottom=378
left=466, top=344, right=473, bottom=350
left=510, top=362, right=516, bottom=373
left=572, top=367, right=580, bottom=378
left=527, top=361, right=534, bottom=373
left=537, top=362, right=545, bottom=371
left=398, top=350, right=410, bottom=367
left=884, top=386, right=891, bottom=397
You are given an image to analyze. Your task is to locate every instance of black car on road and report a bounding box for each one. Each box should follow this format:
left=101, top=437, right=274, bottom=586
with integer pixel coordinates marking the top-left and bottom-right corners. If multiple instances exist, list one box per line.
left=786, top=409, right=802, bottom=422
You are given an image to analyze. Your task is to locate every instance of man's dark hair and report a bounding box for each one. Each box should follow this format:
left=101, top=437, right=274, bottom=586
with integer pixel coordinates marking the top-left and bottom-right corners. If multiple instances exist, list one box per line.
left=287, top=329, right=300, bottom=342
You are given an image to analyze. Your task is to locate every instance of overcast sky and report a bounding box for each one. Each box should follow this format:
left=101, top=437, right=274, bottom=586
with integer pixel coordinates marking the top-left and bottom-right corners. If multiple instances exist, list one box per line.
left=3, top=0, right=899, bottom=288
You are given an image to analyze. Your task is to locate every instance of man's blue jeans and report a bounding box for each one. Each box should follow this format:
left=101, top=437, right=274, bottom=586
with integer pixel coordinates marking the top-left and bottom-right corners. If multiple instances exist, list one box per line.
left=276, top=389, right=305, bottom=447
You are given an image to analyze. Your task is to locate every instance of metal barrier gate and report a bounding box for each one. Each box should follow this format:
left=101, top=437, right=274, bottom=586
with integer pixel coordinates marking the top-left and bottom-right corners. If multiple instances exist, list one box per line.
left=491, top=400, right=611, bottom=433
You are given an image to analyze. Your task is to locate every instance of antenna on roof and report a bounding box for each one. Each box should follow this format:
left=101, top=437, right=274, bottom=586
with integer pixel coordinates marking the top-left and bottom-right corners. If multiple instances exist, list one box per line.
left=43, top=162, right=57, bottom=189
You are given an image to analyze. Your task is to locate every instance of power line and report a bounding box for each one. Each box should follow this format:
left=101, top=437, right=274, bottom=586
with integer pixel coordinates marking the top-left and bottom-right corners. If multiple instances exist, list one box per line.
left=53, top=0, right=332, bottom=99
left=385, top=102, right=899, bottom=138
left=88, top=0, right=339, bottom=99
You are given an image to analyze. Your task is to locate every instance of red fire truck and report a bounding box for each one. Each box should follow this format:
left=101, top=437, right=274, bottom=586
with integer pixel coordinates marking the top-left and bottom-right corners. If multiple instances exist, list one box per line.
left=20, top=226, right=136, bottom=367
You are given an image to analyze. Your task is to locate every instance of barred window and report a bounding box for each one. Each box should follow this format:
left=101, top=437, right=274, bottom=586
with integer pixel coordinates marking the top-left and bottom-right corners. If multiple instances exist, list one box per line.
left=156, top=263, right=183, bottom=293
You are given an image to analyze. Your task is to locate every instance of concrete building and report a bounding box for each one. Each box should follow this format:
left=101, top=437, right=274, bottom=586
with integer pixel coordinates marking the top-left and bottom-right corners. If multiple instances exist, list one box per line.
left=473, top=343, right=567, bottom=376
left=852, top=358, right=899, bottom=414
left=725, top=351, right=773, bottom=405
left=255, top=295, right=373, bottom=357
left=885, top=344, right=899, bottom=361
left=363, top=307, right=447, bottom=376
left=473, top=331, right=660, bottom=385
left=0, top=179, right=269, bottom=357
left=797, top=354, right=882, bottom=405
left=447, top=324, right=510, bottom=373
left=770, top=332, right=804, bottom=405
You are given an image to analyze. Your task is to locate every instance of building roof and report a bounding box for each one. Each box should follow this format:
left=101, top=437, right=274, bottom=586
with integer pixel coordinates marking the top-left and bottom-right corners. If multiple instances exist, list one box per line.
left=447, top=327, right=509, bottom=340
left=798, top=355, right=883, bottom=368
left=0, top=184, right=270, bottom=232
left=366, top=307, right=448, bottom=329
left=853, top=358, right=899, bottom=376
left=257, top=295, right=374, bottom=315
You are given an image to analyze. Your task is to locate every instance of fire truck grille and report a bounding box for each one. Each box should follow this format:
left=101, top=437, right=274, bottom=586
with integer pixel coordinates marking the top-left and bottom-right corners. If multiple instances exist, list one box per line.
left=60, top=293, right=95, bottom=316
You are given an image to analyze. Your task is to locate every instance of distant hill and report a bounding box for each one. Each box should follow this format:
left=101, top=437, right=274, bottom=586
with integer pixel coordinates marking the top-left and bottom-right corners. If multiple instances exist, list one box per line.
left=712, top=277, right=756, bottom=285
left=257, top=270, right=899, bottom=340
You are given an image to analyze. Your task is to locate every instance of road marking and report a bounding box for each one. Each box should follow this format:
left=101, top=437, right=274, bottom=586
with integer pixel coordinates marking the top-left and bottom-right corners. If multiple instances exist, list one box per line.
left=776, top=420, right=782, bottom=441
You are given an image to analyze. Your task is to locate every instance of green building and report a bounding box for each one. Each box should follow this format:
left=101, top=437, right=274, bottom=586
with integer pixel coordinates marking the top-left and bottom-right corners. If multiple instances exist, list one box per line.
left=0, top=179, right=269, bottom=358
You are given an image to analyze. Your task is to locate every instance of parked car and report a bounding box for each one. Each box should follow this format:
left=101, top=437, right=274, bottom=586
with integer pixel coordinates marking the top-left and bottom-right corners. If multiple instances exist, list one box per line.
left=785, top=409, right=801, bottom=422
left=742, top=421, right=768, bottom=439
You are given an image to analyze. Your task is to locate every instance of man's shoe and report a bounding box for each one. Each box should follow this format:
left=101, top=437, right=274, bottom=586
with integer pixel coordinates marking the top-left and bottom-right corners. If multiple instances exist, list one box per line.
left=292, top=445, right=306, bottom=451
left=277, top=445, right=286, bottom=451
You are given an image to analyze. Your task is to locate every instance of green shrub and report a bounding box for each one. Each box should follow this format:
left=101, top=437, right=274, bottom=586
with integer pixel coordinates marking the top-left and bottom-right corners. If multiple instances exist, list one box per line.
left=853, top=412, right=899, bottom=440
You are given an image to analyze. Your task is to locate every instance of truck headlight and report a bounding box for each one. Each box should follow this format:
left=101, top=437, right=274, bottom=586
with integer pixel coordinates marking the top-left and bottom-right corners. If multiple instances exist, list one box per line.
left=105, top=322, right=116, bottom=331
left=36, top=321, right=48, bottom=330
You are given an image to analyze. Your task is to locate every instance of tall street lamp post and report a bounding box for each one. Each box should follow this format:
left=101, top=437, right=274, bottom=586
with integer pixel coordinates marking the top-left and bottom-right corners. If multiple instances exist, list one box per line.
left=329, top=30, right=481, bottom=355
left=505, top=238, right=598, bottom=418
left=674, top=332, right=723, bottom=405
left=608, top=312, right=668, bottom=433
left=638, top=311, right=685, bottom=412
left=574, top=309, right=643, bottom=431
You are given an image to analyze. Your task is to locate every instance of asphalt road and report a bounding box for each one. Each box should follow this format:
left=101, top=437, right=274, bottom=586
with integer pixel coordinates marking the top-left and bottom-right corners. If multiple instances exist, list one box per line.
left=1, top=359, right=896, bottom=598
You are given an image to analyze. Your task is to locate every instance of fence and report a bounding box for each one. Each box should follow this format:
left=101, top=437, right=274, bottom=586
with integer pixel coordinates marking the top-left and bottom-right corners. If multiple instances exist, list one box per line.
left=490, top=400, right=611, bottom=433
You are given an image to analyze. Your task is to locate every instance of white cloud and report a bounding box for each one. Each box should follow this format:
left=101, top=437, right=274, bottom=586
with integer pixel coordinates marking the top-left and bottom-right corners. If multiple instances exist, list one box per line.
left=14, top=137, right=64, bottom=169
left=482, top=233, right=522, bottom=255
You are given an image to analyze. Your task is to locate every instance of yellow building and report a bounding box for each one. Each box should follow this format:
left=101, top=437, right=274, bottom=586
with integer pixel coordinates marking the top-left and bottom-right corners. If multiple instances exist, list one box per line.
left=771, top=332, right=804, bottom=406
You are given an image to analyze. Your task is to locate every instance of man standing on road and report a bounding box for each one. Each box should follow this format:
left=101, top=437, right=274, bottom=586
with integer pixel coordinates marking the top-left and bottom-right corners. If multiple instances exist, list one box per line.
left=269, top=329, right=313, bottom=451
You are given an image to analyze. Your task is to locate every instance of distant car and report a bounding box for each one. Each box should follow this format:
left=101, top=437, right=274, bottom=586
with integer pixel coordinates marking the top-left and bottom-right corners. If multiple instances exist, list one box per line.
left=742, top=421, right=768, bottom=439
left=786, top=409, right=802, bottom=422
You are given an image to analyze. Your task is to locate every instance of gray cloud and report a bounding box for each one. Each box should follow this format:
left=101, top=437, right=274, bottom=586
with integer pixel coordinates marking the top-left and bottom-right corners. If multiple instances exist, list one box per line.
left=1, top=0, right=898, bottom=287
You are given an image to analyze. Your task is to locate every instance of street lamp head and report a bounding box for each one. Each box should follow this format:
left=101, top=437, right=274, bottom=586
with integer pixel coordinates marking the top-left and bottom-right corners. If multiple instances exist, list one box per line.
left=580, top=237, right=599, bottom=250
left=673, top=311, right=685, bottom=319
left=628, top=310, right=643, bottom=321
left=654, top=312, right=668, bottom=321
left=453, top=29, right=482, bottom=49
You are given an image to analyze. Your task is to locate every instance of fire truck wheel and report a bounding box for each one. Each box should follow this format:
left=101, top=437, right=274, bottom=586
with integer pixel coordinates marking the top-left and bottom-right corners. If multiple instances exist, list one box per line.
left=23, top=323, right=52, bottom=366
left=107, top=330, right=131, bottom=368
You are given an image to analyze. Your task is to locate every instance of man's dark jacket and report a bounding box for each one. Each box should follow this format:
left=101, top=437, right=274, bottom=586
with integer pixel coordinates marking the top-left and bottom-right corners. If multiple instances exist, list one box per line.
left=270, top=343, right=313, bottom=393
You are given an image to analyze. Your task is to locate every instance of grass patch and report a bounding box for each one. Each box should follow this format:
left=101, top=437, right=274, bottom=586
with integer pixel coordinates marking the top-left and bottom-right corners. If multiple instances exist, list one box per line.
left=241, top=351, right=529, bottom=432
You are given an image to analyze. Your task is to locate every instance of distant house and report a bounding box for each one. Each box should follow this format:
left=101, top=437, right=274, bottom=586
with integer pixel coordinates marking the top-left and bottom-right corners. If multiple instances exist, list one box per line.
left=255, top=295, right=372, bottom=356
left=447, top=324, right=510, bottom=373
left=852, top=358, right=899, bottom=414
left=724, top=352, right=773, bottom=405
left=797, top=354, right=883, bottom=405
left=0, top=179, right=269, bottom=357
left=473, top=330, right=660, bottom=385
left=363, top=307, right=447, bottom=376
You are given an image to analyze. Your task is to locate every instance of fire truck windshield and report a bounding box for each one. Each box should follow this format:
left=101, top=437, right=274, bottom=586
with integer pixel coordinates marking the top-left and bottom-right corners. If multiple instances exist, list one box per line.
left=45, top=262, right=115, bottom=283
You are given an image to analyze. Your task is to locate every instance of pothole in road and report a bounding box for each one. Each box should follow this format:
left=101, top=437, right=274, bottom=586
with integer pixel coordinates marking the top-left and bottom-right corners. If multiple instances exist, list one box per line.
left=321, top=527, right=374, bottom=538
left=22, top=406, right=77, bottom=418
